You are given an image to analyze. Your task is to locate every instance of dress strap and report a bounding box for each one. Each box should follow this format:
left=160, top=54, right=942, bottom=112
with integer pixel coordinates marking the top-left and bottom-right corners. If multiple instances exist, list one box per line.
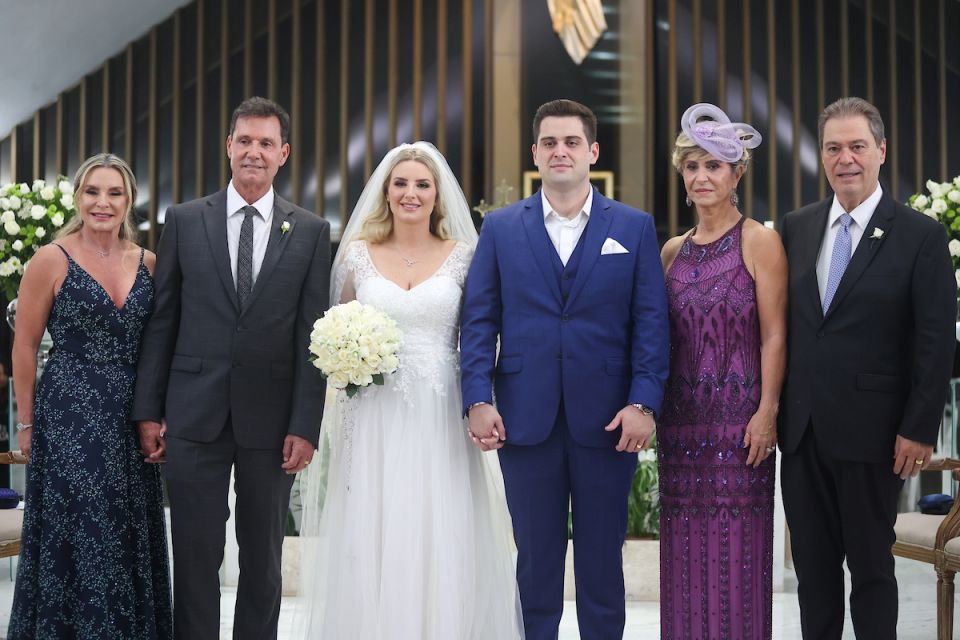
left=51, top=243, right=73, bottom=262
left=138, top=247, right=145, bottom=267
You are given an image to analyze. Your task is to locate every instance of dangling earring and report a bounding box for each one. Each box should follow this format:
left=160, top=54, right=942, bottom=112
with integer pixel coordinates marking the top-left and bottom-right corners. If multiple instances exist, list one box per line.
left=730, top=190, right=739, bottom=207
left=685, top=195, right=692, bottom=207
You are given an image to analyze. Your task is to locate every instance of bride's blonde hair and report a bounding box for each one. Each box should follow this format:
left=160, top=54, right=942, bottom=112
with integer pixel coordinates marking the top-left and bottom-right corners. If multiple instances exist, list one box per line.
left=357, top=148, right=452, bottom=244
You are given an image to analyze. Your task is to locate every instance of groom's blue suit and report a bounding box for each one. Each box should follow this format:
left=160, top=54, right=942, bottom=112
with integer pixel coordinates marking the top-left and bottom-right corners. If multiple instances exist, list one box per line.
left=461, top=189, right=669, bottom=639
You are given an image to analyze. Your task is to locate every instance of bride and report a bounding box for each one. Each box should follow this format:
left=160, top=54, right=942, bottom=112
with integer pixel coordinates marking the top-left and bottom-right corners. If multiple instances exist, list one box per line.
left=294, top=142, right=524, bottom=639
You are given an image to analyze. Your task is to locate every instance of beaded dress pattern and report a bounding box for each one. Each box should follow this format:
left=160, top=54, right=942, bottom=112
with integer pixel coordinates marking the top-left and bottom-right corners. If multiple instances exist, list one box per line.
left=8, top=245, right=172, bottom=639
left=658, top=218, right=774, bottom=640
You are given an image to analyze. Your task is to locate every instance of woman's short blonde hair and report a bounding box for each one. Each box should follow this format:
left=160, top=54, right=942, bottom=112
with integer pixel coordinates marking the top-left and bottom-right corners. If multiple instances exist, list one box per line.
left=671, top=131, right=752, bottom=174
left=357, top=148, right=452, bottom=244
left=56, top=153, right=139, bottom=241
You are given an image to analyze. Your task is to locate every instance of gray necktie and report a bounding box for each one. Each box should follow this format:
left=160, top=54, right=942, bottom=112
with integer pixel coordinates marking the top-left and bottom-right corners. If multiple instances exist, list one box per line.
left=237, top=205, right=257, bottom=306
left=822, top=213, right=852, bottom=313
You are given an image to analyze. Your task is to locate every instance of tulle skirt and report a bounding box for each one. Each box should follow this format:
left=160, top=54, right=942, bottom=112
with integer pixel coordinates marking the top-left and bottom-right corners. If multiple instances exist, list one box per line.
left=293, top=368, right=524, bottom=639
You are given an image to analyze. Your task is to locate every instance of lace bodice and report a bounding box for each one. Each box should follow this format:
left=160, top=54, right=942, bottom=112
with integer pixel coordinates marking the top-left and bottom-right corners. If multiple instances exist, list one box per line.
left=337, top=240, right=473, bottom=397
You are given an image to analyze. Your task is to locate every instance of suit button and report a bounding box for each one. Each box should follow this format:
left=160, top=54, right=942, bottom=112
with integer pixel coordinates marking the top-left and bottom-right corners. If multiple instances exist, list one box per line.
left=557, top=352, right=563, bottom=359
left=561, top=314, right=570, bottom=322
left=817, top=331, right=825, bottom=338
left=562, top=273, right=573, bottom=280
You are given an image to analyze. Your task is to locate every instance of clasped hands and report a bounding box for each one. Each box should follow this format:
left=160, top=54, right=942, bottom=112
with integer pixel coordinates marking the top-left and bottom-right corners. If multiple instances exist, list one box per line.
left=467, top=403, right=656, bottom=453
left=136, top=420, right=315, bottom=474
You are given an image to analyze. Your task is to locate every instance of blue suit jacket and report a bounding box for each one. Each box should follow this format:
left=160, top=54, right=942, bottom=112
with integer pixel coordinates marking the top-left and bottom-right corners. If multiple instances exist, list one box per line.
left=460, top=189, right=670, bottom=448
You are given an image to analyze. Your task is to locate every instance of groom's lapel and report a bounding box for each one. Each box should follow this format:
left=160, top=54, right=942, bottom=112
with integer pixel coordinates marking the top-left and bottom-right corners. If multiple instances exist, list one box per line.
left=201, top=190, right=240, bottom=314
left=565, top=189, right=612, bottom=309
left=520, top=192, right=563, bottom=306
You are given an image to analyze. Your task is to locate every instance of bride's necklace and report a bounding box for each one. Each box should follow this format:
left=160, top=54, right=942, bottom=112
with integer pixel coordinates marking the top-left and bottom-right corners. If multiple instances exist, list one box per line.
left=389, top=245, right=420, bottom=268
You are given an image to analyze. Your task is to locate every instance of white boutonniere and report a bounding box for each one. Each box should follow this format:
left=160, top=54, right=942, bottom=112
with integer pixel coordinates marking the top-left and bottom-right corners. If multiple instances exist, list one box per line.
left=281, top=221, right=291, bottom=235
left=870, top=228, right=884, bottom=241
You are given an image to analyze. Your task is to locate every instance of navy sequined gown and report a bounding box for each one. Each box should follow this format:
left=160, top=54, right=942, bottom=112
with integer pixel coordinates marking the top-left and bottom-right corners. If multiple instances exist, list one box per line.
left=8, top=245, right=172, bottom=639
left=658, top=218, right=775, bottom=639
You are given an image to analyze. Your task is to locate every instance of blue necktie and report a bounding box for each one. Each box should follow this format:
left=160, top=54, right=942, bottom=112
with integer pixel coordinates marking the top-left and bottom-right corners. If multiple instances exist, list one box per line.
left=822, top=213, right=852, bottom=313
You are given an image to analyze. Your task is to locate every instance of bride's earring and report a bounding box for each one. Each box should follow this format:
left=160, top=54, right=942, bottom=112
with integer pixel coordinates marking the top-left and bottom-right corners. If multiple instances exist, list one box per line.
left=685, top=195, right=692, bottom=207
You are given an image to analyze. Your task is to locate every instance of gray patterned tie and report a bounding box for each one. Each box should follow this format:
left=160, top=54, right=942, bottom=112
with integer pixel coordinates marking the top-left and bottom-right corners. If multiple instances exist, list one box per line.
left=237, top=205, right=257, bottom=306
left=822, top=213, right=852, bottom=313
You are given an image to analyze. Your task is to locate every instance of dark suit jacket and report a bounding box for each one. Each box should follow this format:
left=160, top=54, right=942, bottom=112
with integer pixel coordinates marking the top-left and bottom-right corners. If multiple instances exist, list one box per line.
left=132, top=190, right=331, bottom=449
left=778, top=190, right=956, bottom=462
left=460, top=189, right=670, bottom=447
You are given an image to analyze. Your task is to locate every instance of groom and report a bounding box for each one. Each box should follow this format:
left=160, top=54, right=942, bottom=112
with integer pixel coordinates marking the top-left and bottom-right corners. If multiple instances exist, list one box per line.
left=133, top=97, right=330, bottom=639
left=460, top=99, right=669, bottom=640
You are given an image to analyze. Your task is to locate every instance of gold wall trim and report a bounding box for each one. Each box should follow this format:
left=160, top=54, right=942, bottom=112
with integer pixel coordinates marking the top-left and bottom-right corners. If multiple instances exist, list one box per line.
left=56, top=94, right=64, bottom=175
left=413, top=0, right=423, bottom=141
left=865, top=0, right=874, bottom=103
left=220, top=1, right=229, bottom=186
left=913, top=0, right=922, bottom=191
left=9, top=127, right=17, bottom=183
left=939, top=0, right=948, bottom=179
left=766, top=0, right=776, bottom=223
left=32, top=112, right=41, bottom=179
left=173, top=11, right=182, bottom=205
left=196, top=0, right=205, bottom=198
left=291, top=0, right=302, bottom=202
left=148, top=29, right=158, bottom=248
left=79, top=77, right=87, bottom=162
left=364, top=0, right=375, bottom=179
left=667, top=0, right=678, bottom=237
left=388, top=0, right=397, bottom=147
left=102, top=61, right=110, bottom=153
left=692, top=0, right=701, bottom=104
left=791, top=0, right=801, bottom=211
left=840, top=0, right=849, bottom=97
left=437, top=0, right=448, bottom=154
left=244, top=0, right=253, bottom=97
left=717, top=0, right=726, bottom=109
left=316, top=0, right=326, bottom=217
left=268, top=0, right=277, bottom=99
left=461, top=0, right=473, bottom=202
left=339, top=0, right=350, bottom=226
left=742, top=0, right=753, bottom=219
left=888, top=0, right=898, bottom=199
left=816, top=0, right=825, bottom=198
left=125, top=45, right=134, bottom=167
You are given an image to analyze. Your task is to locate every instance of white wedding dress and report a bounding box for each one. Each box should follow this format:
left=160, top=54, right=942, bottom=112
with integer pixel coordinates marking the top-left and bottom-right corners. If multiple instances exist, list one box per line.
left=295, top=240, right=524, bottom=639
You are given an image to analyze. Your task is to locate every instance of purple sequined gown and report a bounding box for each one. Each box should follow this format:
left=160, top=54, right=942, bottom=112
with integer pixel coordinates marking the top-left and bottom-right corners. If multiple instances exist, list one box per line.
left=658, top=218, right=774, bottom=639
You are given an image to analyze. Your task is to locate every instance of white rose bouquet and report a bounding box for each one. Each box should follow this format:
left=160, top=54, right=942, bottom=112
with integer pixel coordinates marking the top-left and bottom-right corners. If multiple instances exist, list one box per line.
left=308, top=300, right=402, bottom=397
left=908, top=176, right=960, bottom=287
left=0, top=178, right=75, bottom=300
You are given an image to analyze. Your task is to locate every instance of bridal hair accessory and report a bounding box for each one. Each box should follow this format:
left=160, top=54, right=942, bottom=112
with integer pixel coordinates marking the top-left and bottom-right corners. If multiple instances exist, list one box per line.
left=681, top=103, right=762, bottom=164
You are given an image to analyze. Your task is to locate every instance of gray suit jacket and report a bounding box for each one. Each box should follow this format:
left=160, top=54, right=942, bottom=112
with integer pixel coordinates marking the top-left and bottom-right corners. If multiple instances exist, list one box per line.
left=132, top=189, right=331, bottom=449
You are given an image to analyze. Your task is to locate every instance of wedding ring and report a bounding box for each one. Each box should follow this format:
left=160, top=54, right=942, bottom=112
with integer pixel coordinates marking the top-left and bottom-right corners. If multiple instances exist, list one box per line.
left=915, top=459, right=924, bottom=465
left=765, top=447, right=776, bottom=453
left=635, top=444, right=642, bottom=450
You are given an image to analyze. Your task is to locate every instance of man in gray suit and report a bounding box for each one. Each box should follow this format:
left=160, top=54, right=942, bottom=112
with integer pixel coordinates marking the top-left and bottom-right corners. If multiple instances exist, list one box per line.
left=133, top=97, right=330, bottom=639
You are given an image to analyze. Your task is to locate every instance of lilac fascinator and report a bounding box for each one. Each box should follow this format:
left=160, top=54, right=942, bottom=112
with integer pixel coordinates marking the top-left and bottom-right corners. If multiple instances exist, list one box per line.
left=680, top=103, right=762, bottom=163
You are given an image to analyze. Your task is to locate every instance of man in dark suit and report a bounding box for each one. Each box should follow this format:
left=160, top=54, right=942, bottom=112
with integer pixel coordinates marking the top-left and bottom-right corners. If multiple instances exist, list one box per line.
left=460, top=99, right=669, bottom=640
left=779, top=97, right=956, bottom=639
left=132, top=97, right=330, bottom=639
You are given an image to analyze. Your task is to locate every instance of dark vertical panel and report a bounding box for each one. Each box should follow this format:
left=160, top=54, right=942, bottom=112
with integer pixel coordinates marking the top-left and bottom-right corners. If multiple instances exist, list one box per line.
left=864, top=0, right=874, bottom=104
left=125, top=44, right=135, bottom=170
left=56, top=95, right=65, bottom=175
left=887, top=0, right=899, bottom=198
left=0, top=139, right=10, bottom=184
left=766, top=0, right=776, bottom=222
left=741, top=0, right=753, bottom=217
left=78, top=79, right=87, bottom=162
left=716, top=0, right=726, bottom=109
left=364, top=0, right=375, bottom=179
left=436, top=0, right=448, bottom=153
left=388, top=0, right=398, bottom=147
left=667, top=0, right=678, bottom=236
left=315, top=0, right=329, bottom=218
left=919, top=0, right=940, bottom=185
left=109, top=54, right=127, bottom=160
left=268, top=0, right=278, bottom=99
left=16, top=123, right=32, bottom=183
left=840, top=0, right=849, bottom=96
left=816, top=0, right=825, bottom=197
left=86, top=71, right=104, bottom=156
left=148, top=28, right=161, bottom=248
left=63, top=86, right=81, bottom=179
left=913, top=0, right=923, bottom=192
left=43, top=105, right=58, bottom=181
left=938, top=0, right=947, bottom=180
left=290, top=0, right=302, bottom=203
left=798, top=0, right=821, bottom=206
left=791, top=0, right=801, bottom=211
left=101, top=62, right=111, bottom=153
left=273, top=1, right=293, bottom=199
left=419, top=0, right=438, bottom=145
left=847, top=0, right=866, bottom=99
left=172, top=12, right=183, bottom=207
left=460, top=0, right=472, bottom=202
left=180, top=3, right=198, bottom=203
left=692, top=0, right=701, bottom=103
left=413, top=0, right=423, bottom=140
left=32, top=113, right=41, bottom=179
left=244, top=0, right=254, bottom=96
left=946, top=0, right=960, bottom=177
left=339, top=0, right=350, bottom=226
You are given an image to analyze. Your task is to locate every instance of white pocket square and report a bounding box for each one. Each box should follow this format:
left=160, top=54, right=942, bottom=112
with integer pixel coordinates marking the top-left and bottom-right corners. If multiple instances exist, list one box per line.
left=600, top=237, right=629, bottom=255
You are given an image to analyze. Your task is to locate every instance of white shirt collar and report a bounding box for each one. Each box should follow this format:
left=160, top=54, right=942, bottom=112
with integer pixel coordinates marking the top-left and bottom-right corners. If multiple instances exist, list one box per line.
left=542, top=188, right=594, bottom=222
left=227, top=181, right=275, bottom=220
left=828, top=182, right=883, bottom=230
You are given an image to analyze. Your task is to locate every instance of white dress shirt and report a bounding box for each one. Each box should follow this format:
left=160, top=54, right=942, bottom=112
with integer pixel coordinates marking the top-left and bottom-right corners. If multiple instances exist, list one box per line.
left=226, top=181, right=274, bottom=285
left=542, top=188, right=594, bottom=266
left=816, top=182, right=883, bottom=303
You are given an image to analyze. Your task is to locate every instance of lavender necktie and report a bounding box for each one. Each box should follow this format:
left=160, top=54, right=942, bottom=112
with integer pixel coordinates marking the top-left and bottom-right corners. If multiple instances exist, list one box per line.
left=822, top=213, right=852, bottom=313
left=237, top=206, right=257, bottom=306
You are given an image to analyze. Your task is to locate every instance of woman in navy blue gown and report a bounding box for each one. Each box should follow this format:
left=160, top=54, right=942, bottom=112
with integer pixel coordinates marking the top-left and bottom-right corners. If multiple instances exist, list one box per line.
left=8, top=154, right=172, bottom=639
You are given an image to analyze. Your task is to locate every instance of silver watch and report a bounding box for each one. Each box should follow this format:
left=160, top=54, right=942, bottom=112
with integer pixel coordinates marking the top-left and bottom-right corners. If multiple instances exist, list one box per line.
left=630, top=403, right=655, bottom=417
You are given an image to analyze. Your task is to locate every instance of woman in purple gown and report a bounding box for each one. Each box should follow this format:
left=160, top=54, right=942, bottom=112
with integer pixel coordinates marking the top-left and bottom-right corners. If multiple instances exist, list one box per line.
left=658, top=103, right=787, bottom=639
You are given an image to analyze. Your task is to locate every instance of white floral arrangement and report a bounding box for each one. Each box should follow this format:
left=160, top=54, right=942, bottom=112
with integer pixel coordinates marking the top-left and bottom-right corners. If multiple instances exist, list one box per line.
left=308, top=300, right=402, bottom=397
left=0, top=178, right=75, bottom=300
left=909, top=176, right=960, bottom=287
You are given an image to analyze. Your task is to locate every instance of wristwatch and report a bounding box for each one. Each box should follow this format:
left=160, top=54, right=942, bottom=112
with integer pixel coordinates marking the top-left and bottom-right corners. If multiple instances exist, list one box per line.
left=630, top=403, right=656, bottom=418
left=467, top=401, right=489, bottom=412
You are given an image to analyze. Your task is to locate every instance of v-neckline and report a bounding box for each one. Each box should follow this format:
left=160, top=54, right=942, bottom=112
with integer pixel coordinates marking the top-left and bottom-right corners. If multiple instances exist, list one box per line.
left=363, top=241, right=460, bottom=293
left=66, top=254, right=143, bottom=312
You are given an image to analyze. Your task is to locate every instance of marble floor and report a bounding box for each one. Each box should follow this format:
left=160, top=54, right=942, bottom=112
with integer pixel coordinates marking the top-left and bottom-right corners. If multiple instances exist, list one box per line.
left=0, top=555, right=941, bottom=639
